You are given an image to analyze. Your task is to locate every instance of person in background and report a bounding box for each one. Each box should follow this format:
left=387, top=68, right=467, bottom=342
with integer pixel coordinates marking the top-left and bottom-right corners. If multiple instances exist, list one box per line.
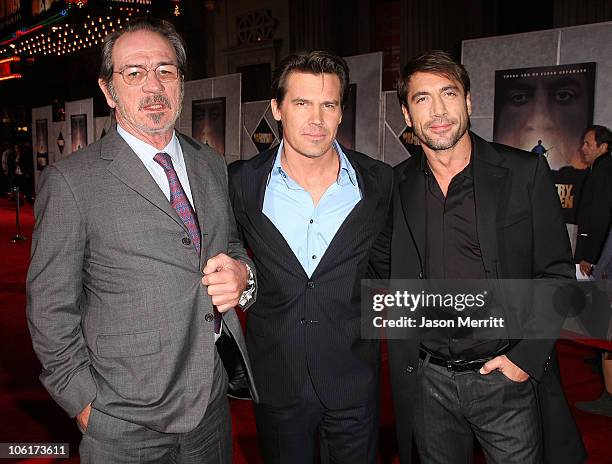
left=575, top=125, right=612, bottom=277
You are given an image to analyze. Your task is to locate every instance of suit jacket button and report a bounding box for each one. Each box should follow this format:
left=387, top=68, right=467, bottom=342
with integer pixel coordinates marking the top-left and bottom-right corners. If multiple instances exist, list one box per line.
left=205, top=313, right=214, bottom=322
left=307, top=282, right=315, bottom=288
left=406, top=365, right=414, bottom=373
left=182, top=237, right=192, bottom=246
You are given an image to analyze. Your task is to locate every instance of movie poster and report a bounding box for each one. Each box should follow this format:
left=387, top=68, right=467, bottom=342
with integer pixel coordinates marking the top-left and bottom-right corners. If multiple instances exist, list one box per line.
left=493, top=63, right=596, bottom=171
left=31, top=0, right=60, bottom=16
left=71, top=114, right=87, bottom=152
left=336, top=83, right=356, bottom=150
left=192, top=97, right=225, bottom=156
left=252, top=116, right=277, bottom=152
left=0, top=0, right=20, bottom=21
left=35, top=119, right=48, bottom=170
left=399, top=125, right=420, bottom=151
left=493, top=63, right=596, bottom=230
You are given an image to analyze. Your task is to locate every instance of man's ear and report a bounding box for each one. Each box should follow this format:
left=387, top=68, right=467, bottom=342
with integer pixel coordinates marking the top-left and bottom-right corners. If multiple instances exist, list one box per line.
left=401, top=105, right=413, bottom=128
left=98, top=78, right=116, bottom=109
left=270, top=99, right=282, bottom=122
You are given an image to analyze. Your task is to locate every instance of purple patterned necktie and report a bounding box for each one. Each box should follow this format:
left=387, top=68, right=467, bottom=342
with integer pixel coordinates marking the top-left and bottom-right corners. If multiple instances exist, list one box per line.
left=154, top=152, right=202, bottom=254
left=154, top=152, right=221, bottom=333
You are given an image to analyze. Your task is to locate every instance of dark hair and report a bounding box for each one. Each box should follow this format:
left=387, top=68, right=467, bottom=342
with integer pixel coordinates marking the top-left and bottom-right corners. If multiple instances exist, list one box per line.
left=582, top=124, right=612, bottom=151
left=99, top=17, right=186, bottom=87
left=396, top=50, right=470, bottom=108
left=271, top=51, right=350, bottom=107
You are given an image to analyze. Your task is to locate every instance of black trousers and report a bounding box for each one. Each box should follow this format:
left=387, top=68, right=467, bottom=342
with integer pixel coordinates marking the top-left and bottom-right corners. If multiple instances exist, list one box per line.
left=414, top=359, right=542, bottom=464
left=254, top=374, right=379, bottom=464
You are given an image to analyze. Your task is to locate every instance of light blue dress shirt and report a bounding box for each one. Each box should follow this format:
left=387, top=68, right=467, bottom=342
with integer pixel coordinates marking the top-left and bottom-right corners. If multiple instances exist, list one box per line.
left=263, top=141, right=362, bottom=277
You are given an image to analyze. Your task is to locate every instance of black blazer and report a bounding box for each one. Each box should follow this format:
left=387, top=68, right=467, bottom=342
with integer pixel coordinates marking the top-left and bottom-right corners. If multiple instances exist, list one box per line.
left=575, top=153, right=612, bottom=264
left=229, top=146, right=393, bottom=409
left=385, top=133, right=586, bottom=463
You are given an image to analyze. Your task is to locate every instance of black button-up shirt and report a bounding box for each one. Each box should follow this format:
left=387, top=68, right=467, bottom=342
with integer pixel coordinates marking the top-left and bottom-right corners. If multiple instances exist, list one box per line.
left=420, top=149, right=507, bottom=360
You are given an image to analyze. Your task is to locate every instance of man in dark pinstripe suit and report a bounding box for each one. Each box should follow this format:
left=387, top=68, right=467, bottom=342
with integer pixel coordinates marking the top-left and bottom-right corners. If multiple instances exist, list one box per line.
left=229, top=51, right=393, bottom=463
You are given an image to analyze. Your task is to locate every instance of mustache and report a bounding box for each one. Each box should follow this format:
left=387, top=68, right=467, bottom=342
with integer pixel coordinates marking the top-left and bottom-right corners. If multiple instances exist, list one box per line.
left=425, top=117, right=456, bottom=129
left=139, top=94, right=172, bottom=110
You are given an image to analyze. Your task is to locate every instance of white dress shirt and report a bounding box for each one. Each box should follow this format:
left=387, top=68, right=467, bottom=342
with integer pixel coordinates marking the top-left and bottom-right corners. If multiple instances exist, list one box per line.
left=116, top=124, right=195, bottom=208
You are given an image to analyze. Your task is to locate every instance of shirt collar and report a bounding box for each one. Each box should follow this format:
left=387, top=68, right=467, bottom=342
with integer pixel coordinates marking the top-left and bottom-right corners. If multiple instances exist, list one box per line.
left=269, top=140, right=358, bottom=187
left=420, top=134, right=474, bottom=180
left=592, top=151, right=611, bottom=168
left=117, top=124, right=182, bottom=167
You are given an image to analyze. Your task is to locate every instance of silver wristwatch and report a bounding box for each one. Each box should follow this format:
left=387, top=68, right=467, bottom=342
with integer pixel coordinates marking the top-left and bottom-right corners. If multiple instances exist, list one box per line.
left=238, top=263, right=255, bottom=308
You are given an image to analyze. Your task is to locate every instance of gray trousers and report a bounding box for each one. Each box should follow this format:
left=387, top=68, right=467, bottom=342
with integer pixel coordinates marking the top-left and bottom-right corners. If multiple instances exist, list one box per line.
left=414, top=359, right=542, bottom=464
left=79, top=350, right=231, bottom=464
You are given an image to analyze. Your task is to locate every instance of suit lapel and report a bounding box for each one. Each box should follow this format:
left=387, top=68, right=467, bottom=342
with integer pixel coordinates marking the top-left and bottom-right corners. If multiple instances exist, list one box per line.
left=103, top=129, right=188, bottom=234
left=180, top=134, right=219, bottom=266
left=472, top=133, right=508, bottom=273
left=245, top=149, right=307, bottom=275
left=312, top=151, right=377, bottom=275
left=398, top=154, right=427, bottom=268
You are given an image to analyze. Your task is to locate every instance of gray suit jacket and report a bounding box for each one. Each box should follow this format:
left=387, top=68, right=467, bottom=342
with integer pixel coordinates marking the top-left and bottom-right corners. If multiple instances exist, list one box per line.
left=26, top=128, right=257, bottom=433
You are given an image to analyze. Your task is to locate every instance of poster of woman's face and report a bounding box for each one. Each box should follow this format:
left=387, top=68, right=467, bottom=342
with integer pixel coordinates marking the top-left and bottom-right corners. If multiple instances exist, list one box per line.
left=71, top=114, right=88, bottom=152
left=192, top=98, right=226, bottom=156
left=35, top=119, right=48, bottom=170
left=493, top=63, right=595, bottom=171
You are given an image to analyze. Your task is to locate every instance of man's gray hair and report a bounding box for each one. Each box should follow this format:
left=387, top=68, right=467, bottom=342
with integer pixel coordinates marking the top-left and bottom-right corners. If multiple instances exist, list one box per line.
left=99, top=16, right=186, bottom=92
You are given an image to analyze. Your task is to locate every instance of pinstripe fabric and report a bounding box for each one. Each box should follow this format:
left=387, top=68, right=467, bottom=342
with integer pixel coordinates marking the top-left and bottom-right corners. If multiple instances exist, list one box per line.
left=229, top=147, right=393, bottom=410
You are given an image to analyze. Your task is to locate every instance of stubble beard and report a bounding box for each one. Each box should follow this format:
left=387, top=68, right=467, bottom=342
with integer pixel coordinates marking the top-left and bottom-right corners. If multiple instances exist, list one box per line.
left=298, top=124, right=336, bottom=159
left=414, top=117, right=468, bottom=151
left=301, top=145, right=331, bottom=159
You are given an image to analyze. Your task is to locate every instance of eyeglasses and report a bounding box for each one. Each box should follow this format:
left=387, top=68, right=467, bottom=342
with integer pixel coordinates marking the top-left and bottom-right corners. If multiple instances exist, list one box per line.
left=113, top=64, right=180, bottom=86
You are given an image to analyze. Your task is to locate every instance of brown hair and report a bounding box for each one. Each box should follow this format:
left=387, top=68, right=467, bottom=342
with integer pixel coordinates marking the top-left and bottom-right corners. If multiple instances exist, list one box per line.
left=271, top=51, right=350, bottom=107
left=396, top=50, right=470, bottom=108
left=582, top=125, right=612, bottom=152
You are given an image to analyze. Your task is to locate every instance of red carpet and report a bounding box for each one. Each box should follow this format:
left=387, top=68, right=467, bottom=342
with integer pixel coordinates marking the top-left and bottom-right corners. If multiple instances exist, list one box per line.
left=0, top=196, right=610, bottom=463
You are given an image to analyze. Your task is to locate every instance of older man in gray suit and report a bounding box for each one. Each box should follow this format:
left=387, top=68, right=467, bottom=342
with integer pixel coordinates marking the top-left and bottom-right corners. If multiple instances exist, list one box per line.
left=26, top=17, right=256, bottom=463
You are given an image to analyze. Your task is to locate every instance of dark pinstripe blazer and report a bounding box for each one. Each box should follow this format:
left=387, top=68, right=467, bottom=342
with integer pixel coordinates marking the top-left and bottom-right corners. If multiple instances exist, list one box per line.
left=229, top=146, right=393, bottom=409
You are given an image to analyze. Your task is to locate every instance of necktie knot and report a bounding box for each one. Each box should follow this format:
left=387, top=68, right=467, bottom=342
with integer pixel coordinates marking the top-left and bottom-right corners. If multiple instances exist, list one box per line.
left=154, top=152, right=174, bottom=171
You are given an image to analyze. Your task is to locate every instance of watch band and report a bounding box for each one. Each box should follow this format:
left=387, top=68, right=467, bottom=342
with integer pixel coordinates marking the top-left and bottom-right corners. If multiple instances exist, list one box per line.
left=238, top=263, right=255, bottom=308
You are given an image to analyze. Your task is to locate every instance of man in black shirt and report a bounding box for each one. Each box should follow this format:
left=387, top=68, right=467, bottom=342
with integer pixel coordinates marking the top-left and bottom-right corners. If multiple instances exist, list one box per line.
left=575, top=125, right=612, bottom=277
left=385, top=50, right=585, bottom=464
left=573, top=124, right=612, bottom=418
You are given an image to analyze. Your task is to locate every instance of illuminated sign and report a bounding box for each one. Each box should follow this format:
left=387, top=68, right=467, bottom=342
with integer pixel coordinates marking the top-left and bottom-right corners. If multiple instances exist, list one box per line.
left=110, top=0, right=152, bottom=4
left=66, top=0, right=88, bottom=7
left=0, top=56, right=21, bottom=81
